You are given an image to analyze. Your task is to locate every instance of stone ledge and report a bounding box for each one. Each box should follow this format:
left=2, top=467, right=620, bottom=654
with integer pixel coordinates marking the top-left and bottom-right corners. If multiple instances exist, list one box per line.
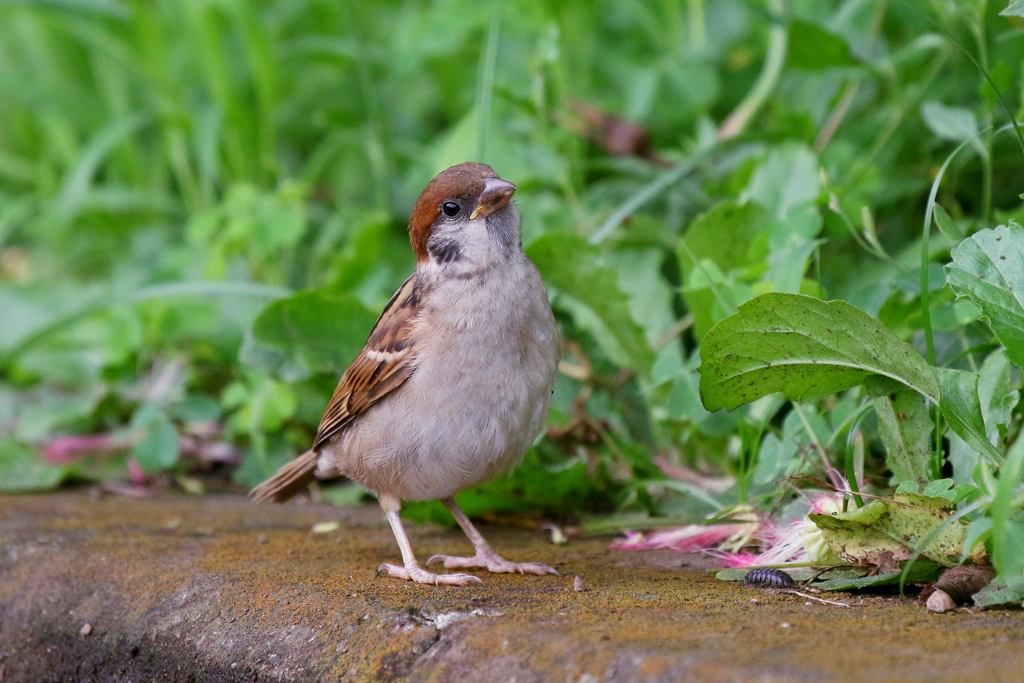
left=1, top=492, right=1022, bottom=682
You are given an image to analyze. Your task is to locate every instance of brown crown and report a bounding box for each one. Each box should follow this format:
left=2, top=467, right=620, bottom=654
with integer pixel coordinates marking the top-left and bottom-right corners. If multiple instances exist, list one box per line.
left=408, top=162, right=498, bottom=262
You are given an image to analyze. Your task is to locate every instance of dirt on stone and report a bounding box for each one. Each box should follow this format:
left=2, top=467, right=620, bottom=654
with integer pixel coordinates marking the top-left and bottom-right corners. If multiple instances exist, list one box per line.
left=1, top=491, right=1023, bottom=682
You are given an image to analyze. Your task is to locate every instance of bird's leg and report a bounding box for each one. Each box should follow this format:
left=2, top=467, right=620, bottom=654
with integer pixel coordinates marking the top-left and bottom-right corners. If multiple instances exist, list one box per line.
left=427, top=498, right=559, bottom=576
left=375, top=494, right=482, bottom=586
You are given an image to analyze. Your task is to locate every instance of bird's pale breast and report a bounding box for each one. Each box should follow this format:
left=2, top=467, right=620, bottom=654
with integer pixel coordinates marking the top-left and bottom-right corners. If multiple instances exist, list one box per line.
left=322, top=255, right=558, bottom=502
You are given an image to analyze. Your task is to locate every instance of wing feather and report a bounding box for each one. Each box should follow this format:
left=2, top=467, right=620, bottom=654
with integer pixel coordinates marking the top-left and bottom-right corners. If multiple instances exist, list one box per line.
left=312, top=276, right=421, bottom=450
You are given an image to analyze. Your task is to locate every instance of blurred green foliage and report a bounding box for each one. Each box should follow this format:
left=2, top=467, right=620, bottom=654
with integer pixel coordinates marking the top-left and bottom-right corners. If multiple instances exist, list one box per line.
left=1, top=0, right=1024, bottom=565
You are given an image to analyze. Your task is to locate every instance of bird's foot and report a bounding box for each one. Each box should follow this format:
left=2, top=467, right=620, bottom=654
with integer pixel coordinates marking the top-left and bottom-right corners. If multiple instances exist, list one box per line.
left=377, top=563, right=483, bottom=586
left=427, top=549, right=559, bottom=576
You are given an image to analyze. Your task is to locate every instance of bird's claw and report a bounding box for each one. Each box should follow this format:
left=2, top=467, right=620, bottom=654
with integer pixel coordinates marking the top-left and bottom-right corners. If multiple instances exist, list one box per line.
left=377, top=563, right=483, bottom=586
left=426, top=552, right=559, bottom=576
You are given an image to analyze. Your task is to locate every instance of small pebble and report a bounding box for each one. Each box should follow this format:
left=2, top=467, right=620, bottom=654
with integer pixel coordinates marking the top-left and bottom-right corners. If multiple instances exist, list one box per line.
left=79, top=623, right=92, bottom=637
left=780, top=622, right=790, bottom=629
left=926, top=589, right=956, bottom=613
left=573, top=576, right=585, bottom=592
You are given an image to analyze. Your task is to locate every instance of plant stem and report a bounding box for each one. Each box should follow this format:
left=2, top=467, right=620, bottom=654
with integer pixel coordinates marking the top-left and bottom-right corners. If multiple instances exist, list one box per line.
left=793, top=403, right=843, bottom=490
left=588, top=145, right=717, bottom=244
left=687, top=0, right=706, bottom=52
left=717, top=0, right=787, bottom=141
left=475, top=0, right=505, bottom=163
left=814, top=79, right=860, bottom=153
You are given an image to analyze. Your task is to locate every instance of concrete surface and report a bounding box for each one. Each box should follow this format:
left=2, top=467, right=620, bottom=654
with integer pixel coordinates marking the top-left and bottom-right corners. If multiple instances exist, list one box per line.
left=1, top=492, right=1022, bottom=682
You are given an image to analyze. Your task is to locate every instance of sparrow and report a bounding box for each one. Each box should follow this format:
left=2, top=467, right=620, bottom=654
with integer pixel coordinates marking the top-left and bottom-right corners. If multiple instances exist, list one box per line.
left=251, top=162, right=560, bottom=586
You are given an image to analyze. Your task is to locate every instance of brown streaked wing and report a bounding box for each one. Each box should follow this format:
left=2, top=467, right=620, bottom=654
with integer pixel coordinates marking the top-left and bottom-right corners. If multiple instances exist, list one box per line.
left=312, top=275, right=421, bottom=450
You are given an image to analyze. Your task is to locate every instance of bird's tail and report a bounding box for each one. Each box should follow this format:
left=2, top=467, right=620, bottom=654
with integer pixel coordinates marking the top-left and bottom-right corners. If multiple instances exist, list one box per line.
left=249, top=449, right=320, bottom=503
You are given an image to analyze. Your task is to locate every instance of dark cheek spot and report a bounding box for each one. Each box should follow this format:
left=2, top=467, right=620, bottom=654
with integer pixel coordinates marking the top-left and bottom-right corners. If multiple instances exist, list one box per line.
left=428, top=237, right=462, bottom=264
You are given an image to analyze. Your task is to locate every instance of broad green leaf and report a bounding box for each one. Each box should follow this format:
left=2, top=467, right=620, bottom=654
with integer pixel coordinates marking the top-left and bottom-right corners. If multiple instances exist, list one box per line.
left=678, top=201, right=768, bottom=340
left=811, top=563, right=941, bottom=591
left=682, top=281, right=753, bottom=344
left=238, top=328, right=309, bottom=383
left=170, top=395, right=222, bottom=423
left=743, top=144, right=820, bottom=219
left=809, top=493, right=982, bottom=567
left=679, top=201, right=769, bottom=280
left=868, top=381, right=932, bottom=489
left=978, top=349, right=1018, bottom=444
left=323, top=211, right=391, bottom=293
left=786, top=20, right=857, bottom=70
left=527, top=233, right=654, bottom=373
left=992, top=434, right=1024, bottom=577
left=131, top=413, right=180, bottom=474
left=934, top=368, right=1001, bottom=465
left=973, top=573, right=1024, bottom=608
left=964, top=517, right=993, bottom=558
left=248, top=291, right=378, bottom=377
left=607, top=248, right=678, bottom=346
left=1000, top=0, right=1024, bottom=17
left=698, top=293, right=940, bottom=412
left=922, top=478, right=953, bottom=498
left=242, top=380, right=297, bottom=433
left=921, top=102, right=979, bottom=142
left=0, top=439, right=68, bottom=492
left=946, top=224, right=1024, bottom=368
left=766, top=239, right=823, bottom=294
left=932, top=204, right=964, bottom=242
left=753, top=432, right=798, bottom=485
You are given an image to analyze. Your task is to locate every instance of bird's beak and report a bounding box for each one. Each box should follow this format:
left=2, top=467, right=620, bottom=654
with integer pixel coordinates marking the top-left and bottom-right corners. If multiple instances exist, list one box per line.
left=470, top=178, right=517, bottom=220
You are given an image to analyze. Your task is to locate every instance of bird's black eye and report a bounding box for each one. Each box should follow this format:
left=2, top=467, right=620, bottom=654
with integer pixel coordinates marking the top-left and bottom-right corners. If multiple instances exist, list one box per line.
left=441, top=201, right=460, bottom=217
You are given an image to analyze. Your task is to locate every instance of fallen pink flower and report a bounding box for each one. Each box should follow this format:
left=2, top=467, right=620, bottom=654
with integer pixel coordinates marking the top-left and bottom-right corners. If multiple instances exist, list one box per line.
left=609, top=523, right=746, bottom=553
left=127, top=458, right=149, bottom=487
left=717, top=552, right=762, bottom=568
left=44, top=433, right=127, bottom=464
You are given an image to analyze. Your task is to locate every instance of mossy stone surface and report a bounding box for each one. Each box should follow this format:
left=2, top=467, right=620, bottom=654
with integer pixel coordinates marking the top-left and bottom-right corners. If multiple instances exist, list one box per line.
left=1, top=492, right=1022, bottom=682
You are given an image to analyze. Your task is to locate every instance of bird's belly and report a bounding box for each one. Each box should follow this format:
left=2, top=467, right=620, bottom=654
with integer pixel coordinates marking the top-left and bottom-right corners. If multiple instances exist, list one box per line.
left=324, top=298, right=557, bottom=502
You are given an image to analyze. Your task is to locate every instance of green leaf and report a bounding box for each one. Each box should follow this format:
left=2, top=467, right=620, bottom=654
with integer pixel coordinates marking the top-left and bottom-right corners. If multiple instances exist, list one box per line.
left=1000, top=0, right=1024, bottom=17
left=946, top=224, right=1024, bottom=369
left=743, top=144, right=821, bottom=219
left=973, top=573, right=1024, bottom=608
left=766, top=238, right=823, bottom=294
left=932, top=204, right=965, bottom=242
left=753, top=432, right=798, bottom=485
left=0, top=439, right=68, bottom=493
left=679, top=200, right=769, bottom=279
left=678, top=200, right=769, bottom=341
left=809, top=493, right=982, bottom=567
left=978, top=349, right=1018, bottom=444
left=527, top=233, right=655, bottom=374
left=921, top=102, right=979, bottom=142
left=238, top=380, right=297, bottom=433
left=786, top=19, right=857, bottom=70
left=869, top=383, right=932, bottom=489
left=131, top=413, right=180, bottom=474
left=934, top=368, right=1001, bottom=465
left=812, top=563, right=941, bottom=592
left=698, top=293, right=940, bottom=412
left=991, top=434, right=1024, bottom=577
left=247, top=290, right=378, bottom=377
